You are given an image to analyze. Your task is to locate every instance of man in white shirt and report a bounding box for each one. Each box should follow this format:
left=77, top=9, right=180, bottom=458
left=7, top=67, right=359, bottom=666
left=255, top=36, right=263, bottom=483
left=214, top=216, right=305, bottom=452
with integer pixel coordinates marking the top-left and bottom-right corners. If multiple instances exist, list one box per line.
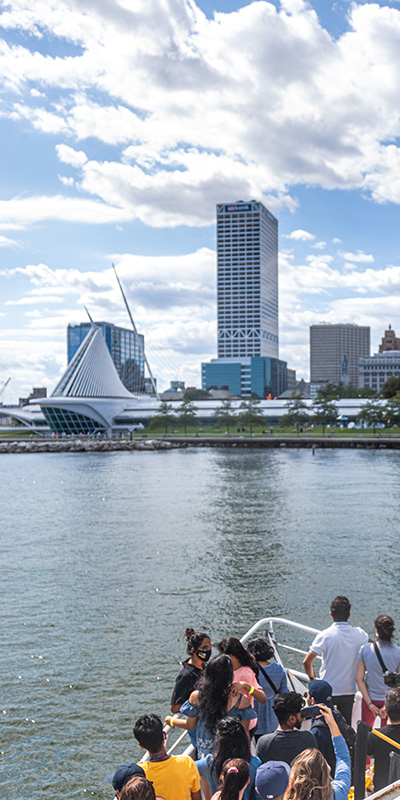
left=303, top=595, right=368, bottom=724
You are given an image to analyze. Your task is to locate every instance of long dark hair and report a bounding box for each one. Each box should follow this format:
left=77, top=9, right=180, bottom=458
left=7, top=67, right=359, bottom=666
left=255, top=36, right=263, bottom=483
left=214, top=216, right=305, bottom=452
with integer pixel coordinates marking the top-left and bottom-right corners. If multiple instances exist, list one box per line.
left=375, top=614, right=395, bottom=643
left=185, top=627, right=209, bottom=655
left=218, top=637, right=258, bottom=676
left=218, top=758, right=249, bottom=800
left=197, top=654, right=233, bottom=730
left=212, top=717, right=250, bottom=780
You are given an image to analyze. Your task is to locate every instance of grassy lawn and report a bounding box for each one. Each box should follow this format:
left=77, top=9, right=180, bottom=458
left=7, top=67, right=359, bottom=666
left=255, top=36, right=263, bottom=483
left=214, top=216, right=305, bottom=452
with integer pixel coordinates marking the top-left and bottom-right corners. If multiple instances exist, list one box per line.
left=132, top=424, right=400, bottom=438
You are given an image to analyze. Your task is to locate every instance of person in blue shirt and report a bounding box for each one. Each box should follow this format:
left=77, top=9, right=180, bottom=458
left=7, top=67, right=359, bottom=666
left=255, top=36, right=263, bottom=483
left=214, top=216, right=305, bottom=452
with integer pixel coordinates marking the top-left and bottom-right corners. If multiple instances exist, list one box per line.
left=285, top=704, right=351, bottom=800
left=246, top=638, right=288, bottom=738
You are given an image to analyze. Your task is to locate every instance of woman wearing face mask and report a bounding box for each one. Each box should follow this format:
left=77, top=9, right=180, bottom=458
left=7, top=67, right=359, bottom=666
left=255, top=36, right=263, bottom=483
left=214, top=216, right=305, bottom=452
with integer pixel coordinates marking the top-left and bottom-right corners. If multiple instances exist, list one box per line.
left=170, top=627, right=212, bottom=713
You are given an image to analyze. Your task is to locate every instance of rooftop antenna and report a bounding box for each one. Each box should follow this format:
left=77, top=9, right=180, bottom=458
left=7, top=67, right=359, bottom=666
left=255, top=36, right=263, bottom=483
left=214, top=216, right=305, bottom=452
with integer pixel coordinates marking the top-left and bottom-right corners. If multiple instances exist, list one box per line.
left=112, top=263, right=160, bottom=400
left=84, top=305, right=93, bottom=323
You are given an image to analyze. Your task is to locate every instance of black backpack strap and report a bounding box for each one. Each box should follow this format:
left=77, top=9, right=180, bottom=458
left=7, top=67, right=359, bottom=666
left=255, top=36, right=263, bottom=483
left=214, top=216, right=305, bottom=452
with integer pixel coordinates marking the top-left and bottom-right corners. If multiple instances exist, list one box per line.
left=257, top=663, right=279, bottom=694
left=373, top=642, right=388, bottom=674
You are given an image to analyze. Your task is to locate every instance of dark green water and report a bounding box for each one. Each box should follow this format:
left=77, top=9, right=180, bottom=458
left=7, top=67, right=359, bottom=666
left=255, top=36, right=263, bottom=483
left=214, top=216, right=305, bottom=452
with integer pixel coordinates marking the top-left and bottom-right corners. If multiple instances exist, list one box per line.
left=1, top=448, right=400, bottom=799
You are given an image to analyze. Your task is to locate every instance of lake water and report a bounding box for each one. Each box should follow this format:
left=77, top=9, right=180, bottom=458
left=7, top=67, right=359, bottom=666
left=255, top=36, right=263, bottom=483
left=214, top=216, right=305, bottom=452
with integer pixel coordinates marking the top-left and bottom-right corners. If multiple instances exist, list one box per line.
left=2, top=447, right=400, bottom=799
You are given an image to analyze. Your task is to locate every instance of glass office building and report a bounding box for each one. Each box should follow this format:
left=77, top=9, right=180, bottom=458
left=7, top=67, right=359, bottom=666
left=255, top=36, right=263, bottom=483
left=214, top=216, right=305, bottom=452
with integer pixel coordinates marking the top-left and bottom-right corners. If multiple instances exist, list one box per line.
left=202, top=356, right=287, bottom=398
left=67, top=322, right=145, bottom=394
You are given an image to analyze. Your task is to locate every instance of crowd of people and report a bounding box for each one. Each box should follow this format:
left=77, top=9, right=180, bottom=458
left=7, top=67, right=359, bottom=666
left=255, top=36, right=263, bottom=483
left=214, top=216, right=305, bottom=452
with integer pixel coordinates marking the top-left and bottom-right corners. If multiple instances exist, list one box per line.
left=107, top=597, right=400, bottom=800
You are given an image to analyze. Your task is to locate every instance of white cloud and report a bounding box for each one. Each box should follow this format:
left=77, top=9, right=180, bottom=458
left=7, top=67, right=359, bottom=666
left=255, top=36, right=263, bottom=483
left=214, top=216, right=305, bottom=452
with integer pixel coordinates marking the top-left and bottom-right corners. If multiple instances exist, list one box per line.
left=284, top=229, right=316, bottom=241
left=0, top=1, right=400, bottom=226
left=58, top=175, right=75, bottom=187
left=312, top=241, right=326, bottom=250
left=0, top=195, right=135, bottom=229
left=338, top=250, right=375, bottom=263
left=0, top=234, right=20, bottom=247
left=56, top=143, right=87, bottom=167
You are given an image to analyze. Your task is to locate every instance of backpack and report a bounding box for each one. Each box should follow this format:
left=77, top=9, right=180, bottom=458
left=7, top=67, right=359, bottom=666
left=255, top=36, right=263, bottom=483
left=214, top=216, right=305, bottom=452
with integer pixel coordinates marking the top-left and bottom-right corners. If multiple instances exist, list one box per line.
left=313, top=710, right=356, bottom=779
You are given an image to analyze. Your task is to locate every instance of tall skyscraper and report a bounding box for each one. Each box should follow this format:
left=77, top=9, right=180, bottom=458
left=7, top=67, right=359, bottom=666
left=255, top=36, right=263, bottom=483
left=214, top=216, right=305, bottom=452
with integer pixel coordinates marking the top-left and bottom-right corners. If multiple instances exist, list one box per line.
left=202, top=200, right=286, bottom=398
left=67, top=321, right=145, bottom=394
left=310, top=323, right=370, bottom=388
left=216, top=200, right=279, bottom=358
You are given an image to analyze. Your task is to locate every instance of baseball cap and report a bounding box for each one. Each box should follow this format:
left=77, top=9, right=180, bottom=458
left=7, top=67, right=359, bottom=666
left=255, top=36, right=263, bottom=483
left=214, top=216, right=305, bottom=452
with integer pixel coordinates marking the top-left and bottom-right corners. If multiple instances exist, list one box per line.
left=308, top=679, right=334, bottom=709
left=255, top=761, right=290, bottom=799
left=107, top=763, right=145, bottom=792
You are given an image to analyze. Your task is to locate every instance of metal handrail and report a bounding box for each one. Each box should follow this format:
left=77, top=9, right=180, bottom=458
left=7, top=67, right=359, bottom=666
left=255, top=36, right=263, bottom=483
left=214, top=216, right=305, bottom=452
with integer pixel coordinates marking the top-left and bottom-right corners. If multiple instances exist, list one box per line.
left=240, top=616, right=321, bottom=643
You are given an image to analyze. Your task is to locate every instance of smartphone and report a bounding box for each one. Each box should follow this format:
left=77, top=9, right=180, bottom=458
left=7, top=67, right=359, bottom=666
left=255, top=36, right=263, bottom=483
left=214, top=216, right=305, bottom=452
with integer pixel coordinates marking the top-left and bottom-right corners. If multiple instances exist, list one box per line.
left=300, top=705, right=322, bottom=720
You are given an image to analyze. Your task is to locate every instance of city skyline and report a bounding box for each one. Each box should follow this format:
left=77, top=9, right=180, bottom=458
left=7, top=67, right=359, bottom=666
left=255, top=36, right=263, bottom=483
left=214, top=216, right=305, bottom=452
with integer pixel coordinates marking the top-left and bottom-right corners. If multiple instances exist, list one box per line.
left=1, top=0, right=400, bottom=401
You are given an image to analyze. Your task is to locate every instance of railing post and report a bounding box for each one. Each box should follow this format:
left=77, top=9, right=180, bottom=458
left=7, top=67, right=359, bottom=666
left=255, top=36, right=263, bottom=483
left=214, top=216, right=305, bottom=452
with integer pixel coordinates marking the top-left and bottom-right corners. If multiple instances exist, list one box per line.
left=389, top=752, right=400, bottom=785
left=354, top=720, right=371, bottom=800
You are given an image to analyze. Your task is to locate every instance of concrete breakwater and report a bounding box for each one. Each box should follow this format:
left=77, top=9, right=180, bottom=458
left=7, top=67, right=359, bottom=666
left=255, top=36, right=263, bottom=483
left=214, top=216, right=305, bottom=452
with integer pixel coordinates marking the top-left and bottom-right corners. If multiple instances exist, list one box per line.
left=1, top=436, right=400, bottom=453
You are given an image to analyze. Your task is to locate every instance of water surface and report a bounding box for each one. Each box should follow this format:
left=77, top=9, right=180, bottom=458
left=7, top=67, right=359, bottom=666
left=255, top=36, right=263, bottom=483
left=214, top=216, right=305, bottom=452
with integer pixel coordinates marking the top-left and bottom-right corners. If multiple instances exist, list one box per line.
left=1, top=448, right=399, bottom=798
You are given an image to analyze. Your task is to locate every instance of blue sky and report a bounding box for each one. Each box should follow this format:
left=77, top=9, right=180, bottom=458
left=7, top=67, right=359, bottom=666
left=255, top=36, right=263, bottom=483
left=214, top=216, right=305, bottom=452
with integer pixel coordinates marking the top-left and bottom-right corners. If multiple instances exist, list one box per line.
left=1, top=0, right=400, bottom=400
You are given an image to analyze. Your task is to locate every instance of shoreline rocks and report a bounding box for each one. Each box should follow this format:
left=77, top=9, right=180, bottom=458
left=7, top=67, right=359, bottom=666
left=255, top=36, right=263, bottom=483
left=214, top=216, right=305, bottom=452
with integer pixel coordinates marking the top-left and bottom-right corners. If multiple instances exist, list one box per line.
left=0, top=436, right=399, bottom=453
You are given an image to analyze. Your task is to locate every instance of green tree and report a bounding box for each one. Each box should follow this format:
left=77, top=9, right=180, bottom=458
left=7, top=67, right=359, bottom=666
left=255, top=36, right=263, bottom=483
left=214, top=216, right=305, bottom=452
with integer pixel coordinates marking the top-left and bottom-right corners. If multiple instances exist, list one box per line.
left=315, top=383, right=340, bottom=400
left=281, top=392, right=309, bottom=435
left=238, top=398, right=264, bottom=434
left=312, top=395, right=338, bottom=436
left=149, top=402, right=175, bottom=433
left=381, top=376, right=400, bottom=399
left=356, top=400, right=385, bottom=434
left=335, top=382, right=377, bottom=399
left=176, top=399, right=198, bottom=433
left=214, top=400, right=235, bottom=433
left=384, top=396, right=400, bottom=427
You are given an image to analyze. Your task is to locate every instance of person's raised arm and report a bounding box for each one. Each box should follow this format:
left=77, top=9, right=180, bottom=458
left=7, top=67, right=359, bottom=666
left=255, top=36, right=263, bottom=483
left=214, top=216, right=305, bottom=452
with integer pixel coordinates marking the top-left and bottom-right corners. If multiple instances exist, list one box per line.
left=315, top=704, right=342, bottom=740
left=303, top=651, right=317, bottom=680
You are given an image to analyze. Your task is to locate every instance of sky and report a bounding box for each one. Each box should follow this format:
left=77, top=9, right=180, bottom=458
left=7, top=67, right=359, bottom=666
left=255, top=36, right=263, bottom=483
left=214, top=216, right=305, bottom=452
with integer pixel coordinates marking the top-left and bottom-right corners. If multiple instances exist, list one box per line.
left=1, top=0, right=400, bottom=401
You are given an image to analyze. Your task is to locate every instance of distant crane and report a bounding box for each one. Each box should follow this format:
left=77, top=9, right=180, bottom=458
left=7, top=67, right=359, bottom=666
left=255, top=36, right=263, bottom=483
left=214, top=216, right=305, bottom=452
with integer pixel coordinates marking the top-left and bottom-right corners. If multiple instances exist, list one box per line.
left=112, top=263, right=160, bottom=400
left=0, top=377, right=11, bottom=403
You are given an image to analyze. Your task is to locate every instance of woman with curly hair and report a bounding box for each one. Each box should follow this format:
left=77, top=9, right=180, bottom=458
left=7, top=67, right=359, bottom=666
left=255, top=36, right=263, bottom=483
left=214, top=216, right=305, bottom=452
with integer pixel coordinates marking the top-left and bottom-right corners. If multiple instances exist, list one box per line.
left=164, top=655, right=256, bottom=758
left=286, top=705, right=351, bottom=800
left=357, top=614, right=400, bottom=727
left=195, top=717, right=261, bottom=800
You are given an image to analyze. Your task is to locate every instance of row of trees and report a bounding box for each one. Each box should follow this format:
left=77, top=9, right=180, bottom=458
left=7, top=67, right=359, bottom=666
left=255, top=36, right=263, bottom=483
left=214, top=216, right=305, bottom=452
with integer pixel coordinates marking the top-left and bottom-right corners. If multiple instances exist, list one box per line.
left=150, top=398, right=266, bottom=434
left=283, top=390, right=400, bottom=434
left=149, top=390, right=400, bottom=436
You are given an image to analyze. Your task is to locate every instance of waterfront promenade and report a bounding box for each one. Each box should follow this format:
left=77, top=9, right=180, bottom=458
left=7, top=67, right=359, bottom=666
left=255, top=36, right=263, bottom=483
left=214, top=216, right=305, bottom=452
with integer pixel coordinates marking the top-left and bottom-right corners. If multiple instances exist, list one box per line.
left=1, top=435, right=400, bottom=452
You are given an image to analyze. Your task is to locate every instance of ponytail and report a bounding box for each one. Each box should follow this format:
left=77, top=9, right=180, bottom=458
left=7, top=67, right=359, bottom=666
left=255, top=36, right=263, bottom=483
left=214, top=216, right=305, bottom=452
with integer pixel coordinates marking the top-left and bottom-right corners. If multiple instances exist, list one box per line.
left=218, top=758, right=249, bottom=800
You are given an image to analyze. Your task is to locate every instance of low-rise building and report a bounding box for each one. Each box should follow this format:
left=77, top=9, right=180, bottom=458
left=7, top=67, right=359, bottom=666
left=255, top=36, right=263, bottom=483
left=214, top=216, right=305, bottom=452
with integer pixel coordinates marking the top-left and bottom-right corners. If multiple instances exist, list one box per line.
left=201, top=356, right=287, bottom=398
left=358, top=350, right=400, bottom=392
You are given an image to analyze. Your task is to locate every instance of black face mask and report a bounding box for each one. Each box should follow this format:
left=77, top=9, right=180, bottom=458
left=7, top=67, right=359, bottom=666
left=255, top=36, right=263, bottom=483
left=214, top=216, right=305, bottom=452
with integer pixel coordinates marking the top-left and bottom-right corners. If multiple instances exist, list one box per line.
left=196, top=648, right=211, bottom=662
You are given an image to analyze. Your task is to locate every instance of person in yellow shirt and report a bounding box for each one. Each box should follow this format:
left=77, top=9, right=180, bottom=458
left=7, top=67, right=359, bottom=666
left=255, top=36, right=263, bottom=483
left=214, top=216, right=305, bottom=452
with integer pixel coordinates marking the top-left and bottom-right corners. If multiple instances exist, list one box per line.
left=134, top=714, right=201, bottom=800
